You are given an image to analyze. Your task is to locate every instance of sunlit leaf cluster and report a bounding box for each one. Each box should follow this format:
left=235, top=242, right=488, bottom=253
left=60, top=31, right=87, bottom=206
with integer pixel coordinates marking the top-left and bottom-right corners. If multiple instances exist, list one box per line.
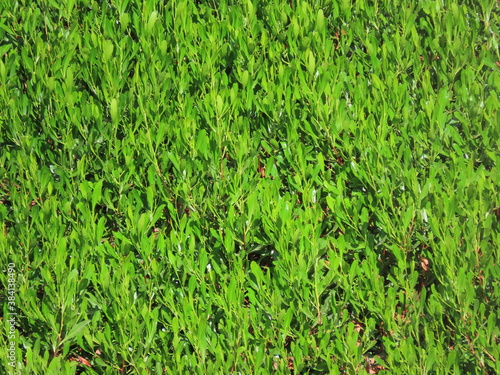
left=1, top=0, right=498, bottom=373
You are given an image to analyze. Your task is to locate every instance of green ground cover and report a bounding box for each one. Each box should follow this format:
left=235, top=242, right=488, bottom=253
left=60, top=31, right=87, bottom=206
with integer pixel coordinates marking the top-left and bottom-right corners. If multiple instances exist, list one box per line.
left=1, top=0, right=499, bottom=373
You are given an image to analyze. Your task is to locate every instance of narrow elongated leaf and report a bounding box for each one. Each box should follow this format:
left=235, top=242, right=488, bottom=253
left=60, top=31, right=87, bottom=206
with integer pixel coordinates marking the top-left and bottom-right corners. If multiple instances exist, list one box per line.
left=91, top=180, right=103, bottom=210
left=59, top=320, right=91, bottom=347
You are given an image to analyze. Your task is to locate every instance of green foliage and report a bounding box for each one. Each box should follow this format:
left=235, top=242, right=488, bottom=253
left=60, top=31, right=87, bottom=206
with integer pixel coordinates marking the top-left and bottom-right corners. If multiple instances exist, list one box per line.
left=1, top=0, right=499, bottom=374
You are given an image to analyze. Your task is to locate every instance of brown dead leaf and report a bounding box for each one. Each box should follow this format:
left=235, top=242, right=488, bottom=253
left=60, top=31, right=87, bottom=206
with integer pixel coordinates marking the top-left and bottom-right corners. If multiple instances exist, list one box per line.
left=287, top=357, right=294, bottom=371
left=366, top=356, right=387, bottom=374
left=70, top=355, right=92, bottom=367
left=420, top=257, right=429, bottom=272
left=353, top=320, right=364, bottom=347
left=273, top=360, right=279, bottom=371
left=258, top=155, right=266, bottom=178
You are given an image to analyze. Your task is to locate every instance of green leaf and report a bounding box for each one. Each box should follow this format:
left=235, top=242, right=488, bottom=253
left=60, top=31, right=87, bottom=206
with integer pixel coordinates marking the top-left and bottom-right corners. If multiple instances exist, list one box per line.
left=250, top=261, right=264, bottom=286
left=102, top=40, right=114, bottom=62
left=0, top=43, right=12, bottom=56
left=110, top=98, right=118, bottom=124
left=120, top=13, right=130, bottom=32
left=241, top=70, right=249, bottom=86
left=316, top=9, right=325, bottom=31
left=326, top=196, right=335, bottom=212
left=216, top=95, right=224, bottom=116
left=59, top=320, right=91, bottom=347
left=167, top=152, right=180, bottom=172
left=196, top=129, right=208, bottom=158
left=146, top=185, right=154, bottom=209
left=146, top=11, right=158, bottom=34
left=91, top=180, right=103, bottom=211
